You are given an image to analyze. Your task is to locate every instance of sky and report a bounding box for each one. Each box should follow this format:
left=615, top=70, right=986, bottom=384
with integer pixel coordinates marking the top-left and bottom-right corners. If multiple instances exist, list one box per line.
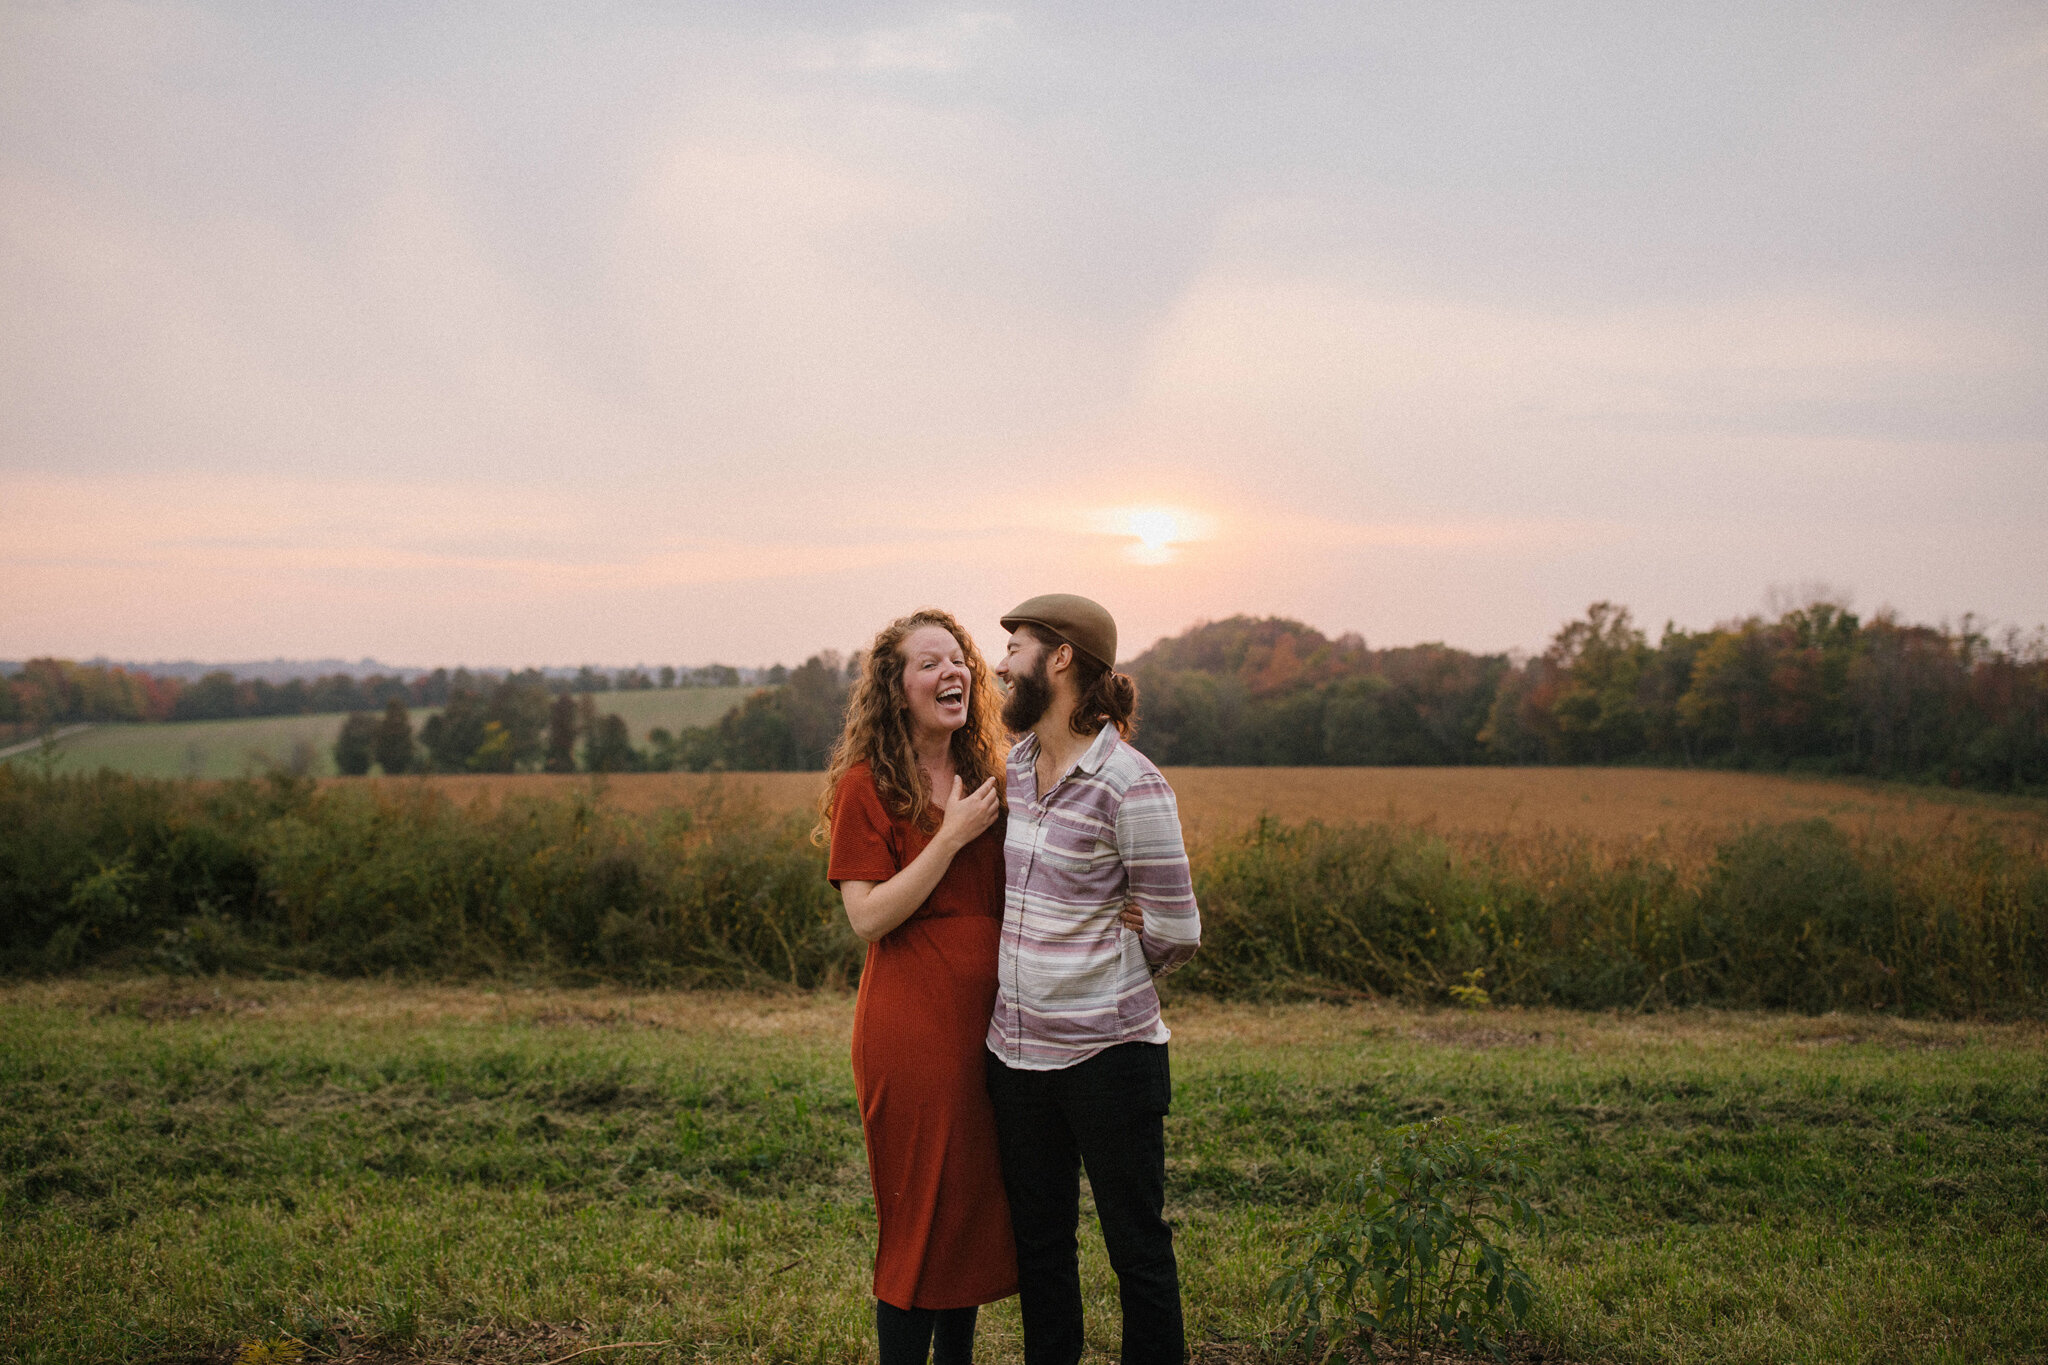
left=3, top=1, right=2044, bottom=669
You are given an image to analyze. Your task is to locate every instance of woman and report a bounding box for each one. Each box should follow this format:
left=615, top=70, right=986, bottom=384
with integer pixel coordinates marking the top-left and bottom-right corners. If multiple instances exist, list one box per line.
left=819, top=608, right=1016, bottom=1364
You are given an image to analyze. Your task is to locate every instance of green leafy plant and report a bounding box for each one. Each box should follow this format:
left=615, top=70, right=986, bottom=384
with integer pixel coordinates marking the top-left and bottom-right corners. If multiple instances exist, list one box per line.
left=1448, top=966, right=1492, bottom=1009
left=1269, top=1116, right=1545, bottom=1361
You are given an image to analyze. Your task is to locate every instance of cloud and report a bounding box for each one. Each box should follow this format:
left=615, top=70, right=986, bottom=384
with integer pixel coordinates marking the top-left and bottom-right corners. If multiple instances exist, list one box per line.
left=0, top=122, right=631, bottom=479
left=1130, top=252, right=2030, bottom=443
left=788, top=11, right=1014, bottom=74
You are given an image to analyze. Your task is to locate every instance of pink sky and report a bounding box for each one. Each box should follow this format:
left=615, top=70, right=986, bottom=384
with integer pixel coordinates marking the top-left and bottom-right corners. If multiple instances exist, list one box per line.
left=4, top=4, right=2044, bottom=667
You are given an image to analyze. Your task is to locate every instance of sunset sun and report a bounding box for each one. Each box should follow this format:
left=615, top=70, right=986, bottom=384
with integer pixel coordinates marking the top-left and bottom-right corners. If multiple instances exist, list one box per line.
left=1091, top=504, right=1216, bottom=565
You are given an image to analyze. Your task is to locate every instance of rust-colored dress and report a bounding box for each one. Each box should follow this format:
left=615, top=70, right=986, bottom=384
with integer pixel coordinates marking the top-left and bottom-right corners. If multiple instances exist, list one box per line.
left=828, top=764, right=1018, bottom=1310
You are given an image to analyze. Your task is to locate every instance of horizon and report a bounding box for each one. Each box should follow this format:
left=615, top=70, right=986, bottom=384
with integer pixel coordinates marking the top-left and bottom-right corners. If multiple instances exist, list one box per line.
left=3, top=4, right=2043, bottom=664
left=7, top=593, right=2044, bottom=684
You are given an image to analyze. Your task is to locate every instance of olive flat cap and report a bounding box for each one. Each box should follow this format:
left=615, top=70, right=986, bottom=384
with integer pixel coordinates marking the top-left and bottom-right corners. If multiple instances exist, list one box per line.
left=1001, top=593, right=1118, bottom=668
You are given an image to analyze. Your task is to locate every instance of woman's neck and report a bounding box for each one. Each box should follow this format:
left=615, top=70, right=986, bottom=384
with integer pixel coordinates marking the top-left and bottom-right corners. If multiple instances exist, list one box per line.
left=910, top=726, right=955, bottom=786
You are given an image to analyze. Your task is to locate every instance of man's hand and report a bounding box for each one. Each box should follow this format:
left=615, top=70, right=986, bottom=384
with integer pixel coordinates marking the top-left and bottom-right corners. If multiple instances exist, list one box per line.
left=1118, top=900, right=1144, bottom=933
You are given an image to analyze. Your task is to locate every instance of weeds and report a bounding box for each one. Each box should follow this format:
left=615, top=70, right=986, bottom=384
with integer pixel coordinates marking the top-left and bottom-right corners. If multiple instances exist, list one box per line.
left=1181, top=815, right=2048, bottom=1015
left=1269, top=1117, right=1544, bottom=1361
left=4, top=768, right=2044, bottom=1015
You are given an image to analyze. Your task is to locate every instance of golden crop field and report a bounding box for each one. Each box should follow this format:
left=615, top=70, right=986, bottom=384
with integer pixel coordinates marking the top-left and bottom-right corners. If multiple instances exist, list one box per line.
left=356, top=765, right=2048, bottom=848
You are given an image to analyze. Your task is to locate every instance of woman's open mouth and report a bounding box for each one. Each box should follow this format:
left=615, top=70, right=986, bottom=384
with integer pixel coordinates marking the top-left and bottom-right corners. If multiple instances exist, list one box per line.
left=937, top=686, right=964, bottom=707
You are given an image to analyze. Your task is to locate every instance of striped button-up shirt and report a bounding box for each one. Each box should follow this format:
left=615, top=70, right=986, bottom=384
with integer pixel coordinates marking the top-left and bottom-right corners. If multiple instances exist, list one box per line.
left=986, top=725, right=1202, bottom=1070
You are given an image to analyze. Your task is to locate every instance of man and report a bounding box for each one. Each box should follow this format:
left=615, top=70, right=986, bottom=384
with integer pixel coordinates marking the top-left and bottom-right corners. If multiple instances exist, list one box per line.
left=985, top=593, right=1202, bottom=1365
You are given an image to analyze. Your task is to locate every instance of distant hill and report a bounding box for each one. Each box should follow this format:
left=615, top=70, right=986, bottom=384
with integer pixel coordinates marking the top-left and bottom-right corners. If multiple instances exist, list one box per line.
left=1124, top=616, right=1507, bottom=766
left=85, top=658, right=422, bottom=684
left=1126, top=616, right=1370, bottom=694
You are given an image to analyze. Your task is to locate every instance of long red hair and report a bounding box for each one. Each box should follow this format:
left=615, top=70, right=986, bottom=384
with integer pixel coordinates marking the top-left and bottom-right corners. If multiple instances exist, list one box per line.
left=815, top=608, right=1008, bottom=841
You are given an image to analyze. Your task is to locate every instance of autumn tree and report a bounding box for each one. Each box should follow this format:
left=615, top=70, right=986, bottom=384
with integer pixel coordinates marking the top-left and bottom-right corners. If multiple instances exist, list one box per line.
left=583, top=712, right=639, bottom=772
left=333, top=712, right=377, bottom=776
left=373, top=700, right=416, bottom=775
left=544, top=695, right=578, bottom=772
left=1547, top=602, right=1652, bottom=762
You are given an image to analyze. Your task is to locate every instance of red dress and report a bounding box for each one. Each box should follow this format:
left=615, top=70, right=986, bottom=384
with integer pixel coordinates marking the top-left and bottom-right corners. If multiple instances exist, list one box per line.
left=828, top=764, right=1018, bottom=1310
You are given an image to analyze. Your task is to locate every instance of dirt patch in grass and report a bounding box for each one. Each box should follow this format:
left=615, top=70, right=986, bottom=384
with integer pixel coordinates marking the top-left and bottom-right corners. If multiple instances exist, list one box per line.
left=99, top=988, right=271, bottom=1022
left=160, top=1322, right=629, bottom=1365
left=1404, top=1020, right=1552, bottom=1049
left=1192, top=1336, right=1576, bottom=1364
left=1768, top=1014, right=1986, bottom=1051
left=21, top=980, right=856, bottom=1038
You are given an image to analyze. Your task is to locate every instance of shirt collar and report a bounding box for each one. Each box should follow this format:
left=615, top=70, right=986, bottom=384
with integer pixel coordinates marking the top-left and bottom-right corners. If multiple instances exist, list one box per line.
left=1013, top=724, right=1119, bottom=779
left=1074, top=723, right=1118, bottom=774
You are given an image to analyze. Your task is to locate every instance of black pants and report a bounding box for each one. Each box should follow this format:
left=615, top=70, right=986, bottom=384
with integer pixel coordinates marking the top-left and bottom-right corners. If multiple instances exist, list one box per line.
left=876, top=1301, right=977, bottom=1365
left=986, top=1041, right=1185, bottom=1365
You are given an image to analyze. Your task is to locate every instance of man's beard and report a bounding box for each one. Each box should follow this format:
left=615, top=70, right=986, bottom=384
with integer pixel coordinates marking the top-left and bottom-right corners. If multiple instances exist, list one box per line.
left=1001, top=655, right=1054, bottom=733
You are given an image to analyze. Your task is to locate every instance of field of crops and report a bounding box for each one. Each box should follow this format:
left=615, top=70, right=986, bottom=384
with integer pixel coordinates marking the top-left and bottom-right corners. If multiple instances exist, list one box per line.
left=3, top=979, right=2041, bottom=1364
left=5, top=687, right=756, bottom=779
left=376, top=765, right=2048, bottom=848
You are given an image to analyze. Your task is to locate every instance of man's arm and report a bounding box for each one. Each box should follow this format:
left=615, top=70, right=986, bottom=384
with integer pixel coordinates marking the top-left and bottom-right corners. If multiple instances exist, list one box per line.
left=1115, top=773, right=1201, bottom=976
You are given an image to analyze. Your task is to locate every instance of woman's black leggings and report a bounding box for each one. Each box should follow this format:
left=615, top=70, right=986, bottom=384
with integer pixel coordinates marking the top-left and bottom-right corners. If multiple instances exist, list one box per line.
left=876, top=1301, right=977, bottom=1365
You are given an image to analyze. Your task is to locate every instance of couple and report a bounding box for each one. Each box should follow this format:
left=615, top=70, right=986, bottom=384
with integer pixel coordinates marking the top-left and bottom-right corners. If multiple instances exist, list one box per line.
left=820, top=595, right=1202, bottom=1365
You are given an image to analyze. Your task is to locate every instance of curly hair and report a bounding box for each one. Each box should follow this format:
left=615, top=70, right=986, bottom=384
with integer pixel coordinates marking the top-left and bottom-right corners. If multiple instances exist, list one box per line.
left=815, top=608, right=1008, bottom=842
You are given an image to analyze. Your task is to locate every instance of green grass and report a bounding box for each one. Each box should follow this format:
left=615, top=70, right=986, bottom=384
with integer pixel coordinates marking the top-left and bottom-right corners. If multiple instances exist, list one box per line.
left=595, top=687, right=756, bottom=743
left=2, top=983, right=2041, bottom=1364
left=2, top=689, right=754, bottom=780
left=13, top=714, right=381, bottom=779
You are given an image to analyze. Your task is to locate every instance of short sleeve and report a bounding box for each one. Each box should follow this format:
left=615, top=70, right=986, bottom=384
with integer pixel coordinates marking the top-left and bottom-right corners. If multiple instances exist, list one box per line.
left=828, top=768, right=901, bottom=887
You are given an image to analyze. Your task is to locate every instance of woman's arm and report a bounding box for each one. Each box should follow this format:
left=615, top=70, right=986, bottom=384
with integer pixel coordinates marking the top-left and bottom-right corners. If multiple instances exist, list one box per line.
left=840, top=776, right=1000, bottom=943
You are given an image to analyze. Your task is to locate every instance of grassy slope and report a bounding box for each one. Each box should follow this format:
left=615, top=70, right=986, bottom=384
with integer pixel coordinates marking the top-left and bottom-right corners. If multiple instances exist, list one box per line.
left=2, top=983, right=2040, bottom=1364
left=3, top=688, right=756, bottom=780
left=17, top=713, right=387, bottom=779
left=595, top=686, right=756, bottom=742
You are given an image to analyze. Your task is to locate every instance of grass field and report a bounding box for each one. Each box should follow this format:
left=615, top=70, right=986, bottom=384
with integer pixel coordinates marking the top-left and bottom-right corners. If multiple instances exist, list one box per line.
left=12, top=713, right=381, bottom=779
left=2, top=980, right=2040, bottom=1364
left=366, top=766, right=2048, bottom=850
left=592, top=688, right=758, bottom=742
left=2, top=688, right=756, bottom=779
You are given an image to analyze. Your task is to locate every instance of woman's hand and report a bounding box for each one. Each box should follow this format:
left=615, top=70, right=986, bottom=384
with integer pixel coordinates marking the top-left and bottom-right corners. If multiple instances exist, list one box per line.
left=935, top=775, right=1000, bottom=852
left=841, top=775, right=1002, bottom=944
left=1118, top=900, right=1145, bottom=934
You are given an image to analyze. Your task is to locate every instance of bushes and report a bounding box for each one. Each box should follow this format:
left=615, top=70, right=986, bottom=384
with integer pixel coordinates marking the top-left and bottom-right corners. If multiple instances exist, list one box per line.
left=0, top=769, right=855, bottom=987
left=3, top=767, right=2043, bottom=1014
left=1178, top=814, right=2048, bottom=1016
left=1687, top=821, right=1900, bottom=1012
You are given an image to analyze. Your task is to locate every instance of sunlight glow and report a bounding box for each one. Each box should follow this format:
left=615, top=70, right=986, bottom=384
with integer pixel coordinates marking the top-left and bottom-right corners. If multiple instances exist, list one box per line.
left=1089, top=504, right=1217, bottom=565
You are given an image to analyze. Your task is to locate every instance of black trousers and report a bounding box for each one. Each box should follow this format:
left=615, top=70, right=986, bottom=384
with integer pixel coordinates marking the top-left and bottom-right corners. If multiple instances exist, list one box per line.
left=986, top=1041, right=1185, bottom=1365
left=876, top=1301, right=977, bottom=1365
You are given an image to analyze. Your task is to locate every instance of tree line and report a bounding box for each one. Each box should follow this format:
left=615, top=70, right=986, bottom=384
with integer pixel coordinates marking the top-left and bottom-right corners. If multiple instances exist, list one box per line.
left=11, top=601, right=2044, bottom=792
left=328, top=655, right=854, bottom=776
left=0, top=660, right=755, bottom=735
left=1129, top=604, right=2048, bottom=792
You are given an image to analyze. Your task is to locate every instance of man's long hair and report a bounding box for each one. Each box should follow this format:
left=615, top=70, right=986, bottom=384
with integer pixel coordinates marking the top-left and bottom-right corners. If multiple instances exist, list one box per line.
left=815, top=608, right=1008, bottom=842
left=1019, top=623, right=1141, bottom=740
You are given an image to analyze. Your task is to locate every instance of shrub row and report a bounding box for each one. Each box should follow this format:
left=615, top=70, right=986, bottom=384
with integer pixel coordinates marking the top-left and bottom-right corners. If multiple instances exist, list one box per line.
left=4, top=769, right=2043, bottom=1015
left=0, top=770, right=850, bottom=987
left=1183, top=817, right=2048, bottom=1015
